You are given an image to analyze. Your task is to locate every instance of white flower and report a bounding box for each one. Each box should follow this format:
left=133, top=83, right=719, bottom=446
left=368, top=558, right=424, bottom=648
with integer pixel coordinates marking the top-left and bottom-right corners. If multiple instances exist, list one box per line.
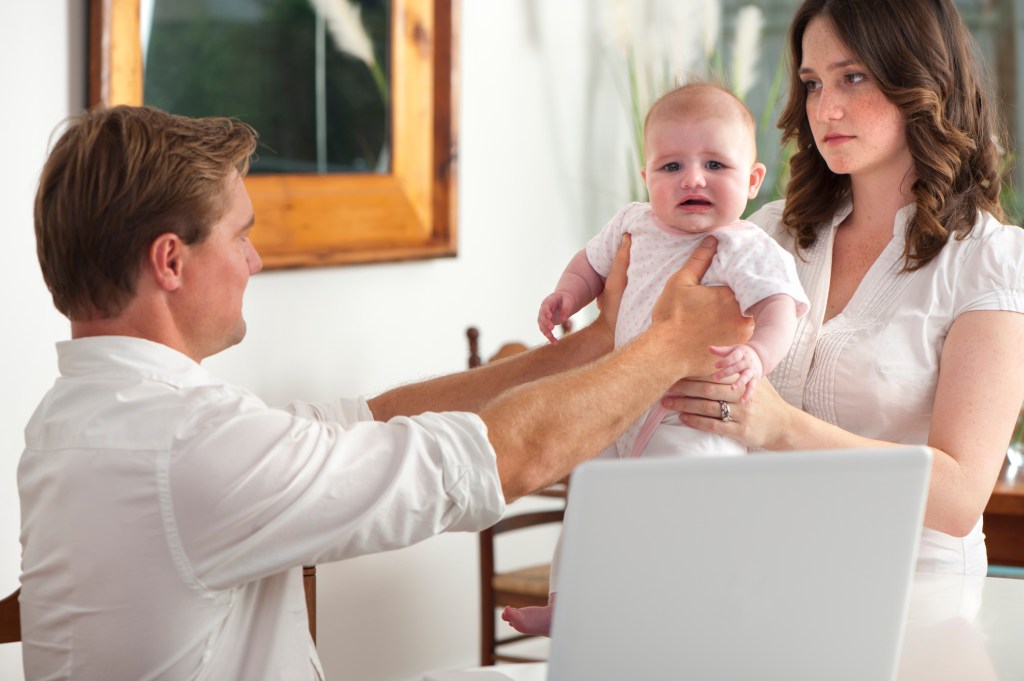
left=731, top=5, right=764, bottom=101
left=307, top=0, right=377, bottom=67
left=700, top=1, right=721, bottom=62
left=600, top=0, right=634, bottom=55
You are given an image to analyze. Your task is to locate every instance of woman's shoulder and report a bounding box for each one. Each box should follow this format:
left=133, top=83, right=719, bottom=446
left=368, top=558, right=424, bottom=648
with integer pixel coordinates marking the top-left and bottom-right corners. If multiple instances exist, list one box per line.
left=968, top=211, right=1024, bottom=239
left=938, top=211, right=1024, bottom=315
left=745, top=199, right=794, bottom=247
left=952, top=211, right=1024, bottom=259
left=746, top=199, right=786, bottom=228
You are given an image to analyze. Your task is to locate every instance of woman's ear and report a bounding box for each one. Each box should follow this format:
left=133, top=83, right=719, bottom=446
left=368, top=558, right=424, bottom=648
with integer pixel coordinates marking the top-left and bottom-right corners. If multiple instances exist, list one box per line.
left=148, top=233, right=186, bottom=292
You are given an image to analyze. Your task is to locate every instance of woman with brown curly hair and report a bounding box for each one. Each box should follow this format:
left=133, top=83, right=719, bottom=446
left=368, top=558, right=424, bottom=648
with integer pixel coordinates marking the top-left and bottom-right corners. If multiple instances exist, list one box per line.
left=667, top=0, right=1024, bottom=575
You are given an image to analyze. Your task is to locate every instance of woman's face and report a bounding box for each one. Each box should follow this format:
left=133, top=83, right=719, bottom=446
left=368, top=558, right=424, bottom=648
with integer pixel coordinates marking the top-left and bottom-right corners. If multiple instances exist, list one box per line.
left=798, top=16, right=914, bottom=188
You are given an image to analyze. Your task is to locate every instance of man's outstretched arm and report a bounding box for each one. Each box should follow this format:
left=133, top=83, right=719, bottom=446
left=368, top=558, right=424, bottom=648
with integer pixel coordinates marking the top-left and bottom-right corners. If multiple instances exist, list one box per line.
left=483, top=236, right=752, bottom=500
left=371, top=236, right=752, bottom=501
left=368, top=235, right=635, bottom=420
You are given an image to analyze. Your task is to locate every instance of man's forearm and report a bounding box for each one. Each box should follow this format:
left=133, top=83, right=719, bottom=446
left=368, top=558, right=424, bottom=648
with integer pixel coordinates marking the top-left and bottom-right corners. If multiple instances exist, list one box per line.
left=482, top=323, right=700, bottom=501
left=367, top=322, right=613, bottom=421
left=486, top=259, right=753, bottom=501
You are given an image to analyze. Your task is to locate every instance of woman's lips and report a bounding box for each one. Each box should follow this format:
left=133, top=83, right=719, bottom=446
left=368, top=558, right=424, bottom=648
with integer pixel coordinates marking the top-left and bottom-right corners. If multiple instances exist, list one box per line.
left=823, top=133, right=854, bottom=145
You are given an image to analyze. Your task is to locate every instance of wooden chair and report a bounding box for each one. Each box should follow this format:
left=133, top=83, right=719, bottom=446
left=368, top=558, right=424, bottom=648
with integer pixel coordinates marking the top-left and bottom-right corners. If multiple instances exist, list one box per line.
left=465, top=320, right=571, bottom=369
left=478, top=507, right=565, bottom=665
left=303, top=565, right=317, bottom=643
left=467, top=325, right=570, bottom=665
left=0, top=570, right=318, bottom=647
left=0, top=588, right=20, bottom=644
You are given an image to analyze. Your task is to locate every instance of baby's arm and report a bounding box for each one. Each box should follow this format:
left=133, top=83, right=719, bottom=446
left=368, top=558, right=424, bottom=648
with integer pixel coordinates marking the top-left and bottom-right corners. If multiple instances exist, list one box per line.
left=538, top=248, right=605, bottom=343
left=709, top=293, right=797, bottom=401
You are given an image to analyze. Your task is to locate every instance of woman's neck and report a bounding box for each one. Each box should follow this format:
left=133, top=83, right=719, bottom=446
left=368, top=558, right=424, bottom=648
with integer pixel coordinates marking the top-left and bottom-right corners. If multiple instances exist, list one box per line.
left=846, top=164, right=916, bottom=232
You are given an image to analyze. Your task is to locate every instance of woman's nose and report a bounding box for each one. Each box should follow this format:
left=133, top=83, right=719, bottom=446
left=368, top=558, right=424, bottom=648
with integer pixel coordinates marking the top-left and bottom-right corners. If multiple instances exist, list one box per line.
left=815, top=88, right=844, bottom=121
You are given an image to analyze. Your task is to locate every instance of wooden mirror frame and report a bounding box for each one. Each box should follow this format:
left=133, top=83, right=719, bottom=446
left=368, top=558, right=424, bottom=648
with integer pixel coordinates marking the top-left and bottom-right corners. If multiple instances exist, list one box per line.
left=89, top=0, right=458, bottom=269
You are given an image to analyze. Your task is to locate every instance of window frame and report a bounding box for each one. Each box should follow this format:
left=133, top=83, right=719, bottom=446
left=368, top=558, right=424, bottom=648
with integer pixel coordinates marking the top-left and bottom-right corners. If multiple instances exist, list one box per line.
left=88, top=0, right=458, bottom=269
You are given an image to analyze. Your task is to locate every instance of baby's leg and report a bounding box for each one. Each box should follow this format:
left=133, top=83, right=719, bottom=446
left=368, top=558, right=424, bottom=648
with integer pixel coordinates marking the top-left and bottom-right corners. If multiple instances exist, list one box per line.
left=501, top=506, right=572, bottom=638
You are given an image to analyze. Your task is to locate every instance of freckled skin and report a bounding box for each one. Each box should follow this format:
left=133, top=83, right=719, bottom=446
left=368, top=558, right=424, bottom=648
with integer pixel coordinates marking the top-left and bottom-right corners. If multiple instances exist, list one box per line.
left=799, top=17, right=913, bottom=185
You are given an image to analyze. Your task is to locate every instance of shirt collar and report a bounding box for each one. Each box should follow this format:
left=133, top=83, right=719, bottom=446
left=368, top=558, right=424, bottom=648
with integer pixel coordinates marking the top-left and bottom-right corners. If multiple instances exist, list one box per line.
left=829, top=200, right=916, bottom=238
left=56, top=336, right=222, bottom=389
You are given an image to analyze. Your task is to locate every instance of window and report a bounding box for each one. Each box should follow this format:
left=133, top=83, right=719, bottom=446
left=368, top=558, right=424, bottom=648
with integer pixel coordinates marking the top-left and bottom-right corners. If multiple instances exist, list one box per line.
left=89, top=0, right=458, bottom=269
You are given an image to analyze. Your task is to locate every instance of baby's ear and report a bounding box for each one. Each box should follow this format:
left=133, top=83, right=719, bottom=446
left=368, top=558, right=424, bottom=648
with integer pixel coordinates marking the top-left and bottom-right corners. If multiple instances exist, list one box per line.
left=748, top=162, right=767, bottom=199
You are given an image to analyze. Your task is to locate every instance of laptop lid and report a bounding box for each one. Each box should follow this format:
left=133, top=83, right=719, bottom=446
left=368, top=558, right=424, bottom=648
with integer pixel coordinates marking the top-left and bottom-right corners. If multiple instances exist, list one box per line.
left=547, top=447, right=932, bottom=681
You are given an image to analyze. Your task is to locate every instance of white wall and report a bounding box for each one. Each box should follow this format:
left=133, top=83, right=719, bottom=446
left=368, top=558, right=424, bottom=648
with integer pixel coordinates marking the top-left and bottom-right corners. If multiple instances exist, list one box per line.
left=0, top=1, right=630, bottom=679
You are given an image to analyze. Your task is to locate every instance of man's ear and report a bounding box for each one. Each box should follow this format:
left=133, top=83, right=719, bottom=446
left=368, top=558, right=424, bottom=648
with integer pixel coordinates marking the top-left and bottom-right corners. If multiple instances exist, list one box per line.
left=149, top=233, right=186, bottom=292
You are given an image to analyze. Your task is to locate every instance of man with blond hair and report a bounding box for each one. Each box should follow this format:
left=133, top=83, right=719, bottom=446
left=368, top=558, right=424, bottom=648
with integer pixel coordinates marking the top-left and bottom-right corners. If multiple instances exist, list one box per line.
left=19, top=104, right=749, bottom=679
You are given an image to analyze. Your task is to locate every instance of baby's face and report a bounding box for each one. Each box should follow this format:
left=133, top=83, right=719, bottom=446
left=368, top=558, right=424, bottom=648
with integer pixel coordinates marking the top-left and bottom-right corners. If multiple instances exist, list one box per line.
left=642, top=112, right=765, bottom=234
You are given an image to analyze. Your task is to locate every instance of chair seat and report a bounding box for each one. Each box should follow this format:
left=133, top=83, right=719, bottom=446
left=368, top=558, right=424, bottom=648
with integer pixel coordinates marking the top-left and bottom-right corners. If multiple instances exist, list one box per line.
left=493, top=564, right=551, bottom=601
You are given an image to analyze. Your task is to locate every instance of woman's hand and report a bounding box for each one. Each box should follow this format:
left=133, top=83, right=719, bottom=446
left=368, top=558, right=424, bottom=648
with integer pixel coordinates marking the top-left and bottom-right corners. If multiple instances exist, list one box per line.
left=662, top=376, right=797, bottom=450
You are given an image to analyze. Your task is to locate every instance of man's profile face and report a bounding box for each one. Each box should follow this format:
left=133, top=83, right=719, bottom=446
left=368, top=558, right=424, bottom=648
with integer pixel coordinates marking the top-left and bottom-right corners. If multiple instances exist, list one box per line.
left=179, top=171, right=262, bottom=360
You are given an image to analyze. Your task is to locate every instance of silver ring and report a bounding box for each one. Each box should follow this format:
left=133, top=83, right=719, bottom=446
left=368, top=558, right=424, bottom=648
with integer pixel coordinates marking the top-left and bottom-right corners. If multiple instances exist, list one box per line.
left=719, top=400, right=734, bottom=423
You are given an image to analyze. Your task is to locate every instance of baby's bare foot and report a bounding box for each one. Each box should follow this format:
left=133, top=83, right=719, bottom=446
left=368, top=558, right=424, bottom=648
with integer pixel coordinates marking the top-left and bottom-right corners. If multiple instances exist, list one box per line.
left=501, top=604, right=553, bottom=636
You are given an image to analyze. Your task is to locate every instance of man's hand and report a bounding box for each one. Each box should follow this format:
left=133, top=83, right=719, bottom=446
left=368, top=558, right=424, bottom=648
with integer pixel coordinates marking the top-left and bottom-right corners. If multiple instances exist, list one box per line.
left=650, top=236, right=753, bottom=376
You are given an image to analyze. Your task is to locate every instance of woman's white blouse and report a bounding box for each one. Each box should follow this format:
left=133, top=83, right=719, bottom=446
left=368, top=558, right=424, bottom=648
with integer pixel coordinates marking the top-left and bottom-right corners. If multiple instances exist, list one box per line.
left=749, top=200, right=1024, bottom=575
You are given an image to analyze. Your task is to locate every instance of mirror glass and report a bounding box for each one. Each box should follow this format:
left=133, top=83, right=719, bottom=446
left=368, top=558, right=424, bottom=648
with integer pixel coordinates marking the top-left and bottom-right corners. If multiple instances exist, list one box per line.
left=142, top=0, right=391, bottom=175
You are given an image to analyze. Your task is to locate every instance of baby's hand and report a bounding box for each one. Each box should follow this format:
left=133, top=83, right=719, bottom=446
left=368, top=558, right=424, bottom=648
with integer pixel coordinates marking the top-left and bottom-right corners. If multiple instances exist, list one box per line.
left=538, top=292, right=576, bottom=343
left=708, top=344, right=764, bottom=402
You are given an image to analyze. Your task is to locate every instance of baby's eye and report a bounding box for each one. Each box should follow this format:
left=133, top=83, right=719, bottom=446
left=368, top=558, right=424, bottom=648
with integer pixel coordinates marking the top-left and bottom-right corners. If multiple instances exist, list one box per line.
left=705, top=160, right=725, bottom=171
left=662, top=162, right=680, bottom=172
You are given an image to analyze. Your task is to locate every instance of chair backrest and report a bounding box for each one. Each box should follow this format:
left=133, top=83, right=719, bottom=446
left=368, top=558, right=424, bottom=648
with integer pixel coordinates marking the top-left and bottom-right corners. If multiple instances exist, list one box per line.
left=0, top=588, right=20, bottom=644
left=303, top=566, right=316, bottom=643
left=467, top=324, right=570, bottom=665
left=465, top=321, right=572, bottom=369
left=478, top=508, right=565, bottom=665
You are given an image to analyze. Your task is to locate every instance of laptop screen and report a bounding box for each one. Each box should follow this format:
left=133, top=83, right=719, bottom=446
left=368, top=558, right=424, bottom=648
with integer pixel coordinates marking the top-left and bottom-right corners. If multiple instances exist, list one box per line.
left=548, top=447, right=931, bottom=681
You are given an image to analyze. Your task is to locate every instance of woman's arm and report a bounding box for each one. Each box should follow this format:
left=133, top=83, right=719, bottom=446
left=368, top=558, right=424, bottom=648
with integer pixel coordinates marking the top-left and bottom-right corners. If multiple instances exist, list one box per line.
left=924, top=310, right=1024, bottom=534
left=669, top=310, right=1024, bottom=537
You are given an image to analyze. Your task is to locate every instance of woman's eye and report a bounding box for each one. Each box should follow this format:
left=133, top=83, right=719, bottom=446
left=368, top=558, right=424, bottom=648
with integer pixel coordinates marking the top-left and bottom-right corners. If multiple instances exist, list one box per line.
left=802, top=79, right=820, bottom=93
left=845, top=72, right=866, bottom=85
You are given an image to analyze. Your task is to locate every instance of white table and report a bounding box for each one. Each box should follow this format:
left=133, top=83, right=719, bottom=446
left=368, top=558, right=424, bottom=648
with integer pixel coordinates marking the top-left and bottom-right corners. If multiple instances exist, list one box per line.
left=424, top=574, right=1024, bottom=681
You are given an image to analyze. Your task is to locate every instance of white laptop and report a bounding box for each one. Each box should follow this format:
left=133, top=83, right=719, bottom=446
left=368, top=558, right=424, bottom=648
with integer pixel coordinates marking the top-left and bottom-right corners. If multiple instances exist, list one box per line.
left=547, top=447, right=932, bottom=681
